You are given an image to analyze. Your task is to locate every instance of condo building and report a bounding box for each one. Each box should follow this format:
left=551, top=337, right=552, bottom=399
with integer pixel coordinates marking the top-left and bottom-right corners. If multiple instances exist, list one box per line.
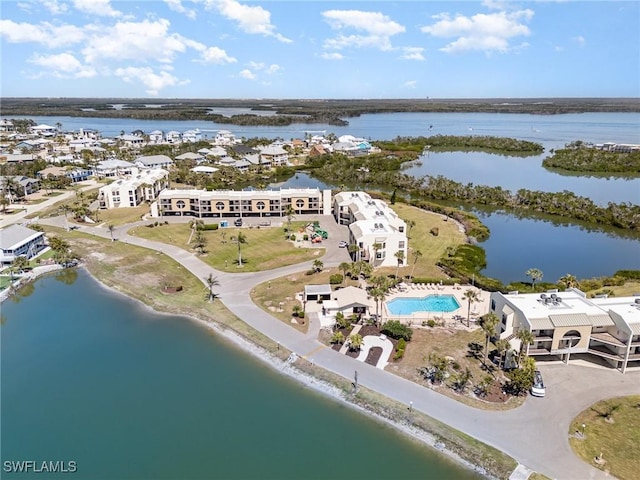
left=332, top=191, right=407, bottom=268
left=490, top=288, right=640, bottom=373
left=152, top=188, right=332, bottom=218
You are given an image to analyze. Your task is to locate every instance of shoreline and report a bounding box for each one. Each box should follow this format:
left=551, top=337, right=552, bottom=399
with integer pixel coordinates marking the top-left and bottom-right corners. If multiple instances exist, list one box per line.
left=74, top=266, right=498, bottom=478
left=0, top=264, right=64, bottom=304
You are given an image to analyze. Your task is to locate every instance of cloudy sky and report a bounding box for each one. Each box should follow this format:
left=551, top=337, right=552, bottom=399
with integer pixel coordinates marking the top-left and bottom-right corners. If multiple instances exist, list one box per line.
left=1, top=0, right=638, bottom=98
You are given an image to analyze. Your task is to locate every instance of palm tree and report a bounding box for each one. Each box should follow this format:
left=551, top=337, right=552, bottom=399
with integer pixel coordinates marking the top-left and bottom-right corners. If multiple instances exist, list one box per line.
left=204, top=273, right=220, bottom=302
left=348, top=333, right=363, bottom=352
left=348, top=243, right=359, bottom=262
left=284, top=204, right=295, bottom=233
left=409, top=249, right=422, bottom=282
left=494, top=338, right=511, bottom=370
left=394, top=249, right=405, bottom=280
left=525, top=268, right=543, bottom=290
left=558, top=273, right=579, bottom=290
left=516, top=329, right=535, bottom=360
left=405, top=219, right=416, bottom=238
left=369, top=287, right=386, bottom=325
left=463, top=289, right=479, bottom=327
left=107, top=224, right=115, bottom=242
left=59, top=204, right=71, bottom=231
left=480, top=313, right=500, bottom=363
left=338, top=261, right=350, bottom=284
left=234, top=230, right=247, bottom=267
left=312, top=259, right=324, bottom=273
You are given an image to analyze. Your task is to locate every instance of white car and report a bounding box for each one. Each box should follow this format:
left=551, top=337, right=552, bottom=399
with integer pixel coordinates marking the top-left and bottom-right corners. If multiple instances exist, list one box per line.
left=338, top=241, right=349, bottom=248
left=530, top=370, right=546, bottom=397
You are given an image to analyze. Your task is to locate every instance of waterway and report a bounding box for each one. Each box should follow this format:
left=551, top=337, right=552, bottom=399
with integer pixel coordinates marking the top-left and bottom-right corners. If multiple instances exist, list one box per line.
left=0, top=270, right=479, bottom=479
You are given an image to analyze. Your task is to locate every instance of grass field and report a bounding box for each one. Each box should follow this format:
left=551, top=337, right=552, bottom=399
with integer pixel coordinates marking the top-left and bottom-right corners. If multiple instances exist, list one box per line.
left=381, top=203, right=466, bottom=279
left=130, top=221, right=324, bottom=272
left=96, top=205, right=149, bottom=226
left=569, top=395, right=640, bottom=480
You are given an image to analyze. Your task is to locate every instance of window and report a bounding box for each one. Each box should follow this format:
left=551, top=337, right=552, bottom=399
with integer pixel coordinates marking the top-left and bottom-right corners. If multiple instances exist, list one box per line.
left=398, top=241, right=405, bottom=249
left=256, top=201, right=265, bottom=210
left=296, top=199, right=305, bottom=209
left=491, top=300, right=496, bottom=311
left=216, top=202, right=225, bottom=210
left=176, top=200, right=186, bottom=209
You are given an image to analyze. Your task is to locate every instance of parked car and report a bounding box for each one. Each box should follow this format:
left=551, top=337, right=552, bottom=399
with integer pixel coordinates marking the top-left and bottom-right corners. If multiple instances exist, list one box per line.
left=530, top=370, right=546, bottom=397
left=234, top=218, right=243, bottom=227
left=338, top=240, right=348, bottom=248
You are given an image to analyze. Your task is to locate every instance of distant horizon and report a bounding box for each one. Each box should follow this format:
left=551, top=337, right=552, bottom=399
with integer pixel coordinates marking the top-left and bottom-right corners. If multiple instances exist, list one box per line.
left=2, top=96, right=639, bottom=101
left=1, top=1, right=638, bottom=98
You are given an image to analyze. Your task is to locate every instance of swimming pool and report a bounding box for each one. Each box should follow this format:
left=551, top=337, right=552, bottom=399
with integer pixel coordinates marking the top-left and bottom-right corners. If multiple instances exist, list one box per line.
left=386, top=295, right=461, bottom=316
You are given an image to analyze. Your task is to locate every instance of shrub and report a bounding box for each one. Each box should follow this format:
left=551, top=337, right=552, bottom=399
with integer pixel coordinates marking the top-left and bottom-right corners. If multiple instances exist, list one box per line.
left=305, top=269, right=315, bottom=276
left=290, top=234, right=296, bottom=241
left=303, top=234, right=309, bottom=241
left=329, top=274, right=343, bottom=285
left=202, top=223, right=219, bottom=231
left=430, top=227, right=439, bottom=236
left=427, top=319, right=436, bottom=328
left=381, top=320, right=413, bottom=341
left=614, top=269, right=640, bottom=280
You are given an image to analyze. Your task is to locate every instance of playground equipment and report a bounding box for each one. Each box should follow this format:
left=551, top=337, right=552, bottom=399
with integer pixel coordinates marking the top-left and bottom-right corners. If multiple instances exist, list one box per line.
left=311, top=221, right=328, bottom=239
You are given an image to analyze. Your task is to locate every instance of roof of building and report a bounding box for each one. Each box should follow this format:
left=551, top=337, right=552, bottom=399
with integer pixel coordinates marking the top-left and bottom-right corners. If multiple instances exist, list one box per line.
left=0, top=224, right=44, bottom=250
left=135, top=155, right=173, bottom=165
left=305, top=284, right=332, bottom=296
left=331, top=286, right=374, bottom=309
left=175, top=152, right=203, bottom=160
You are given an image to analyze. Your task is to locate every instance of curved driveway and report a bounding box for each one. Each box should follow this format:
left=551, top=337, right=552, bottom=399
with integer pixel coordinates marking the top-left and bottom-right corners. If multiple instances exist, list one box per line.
left=40, top=216, right=640, bottom=480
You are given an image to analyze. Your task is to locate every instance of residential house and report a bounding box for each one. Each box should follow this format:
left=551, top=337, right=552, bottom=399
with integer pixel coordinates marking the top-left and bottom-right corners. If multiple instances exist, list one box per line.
left=258, top=144, right=289, bottom=168
left=182, top=129, right=202, bottom=143
left=98, top=168, right=169, bottom=209
left=0, top=175, right=40, bottom=197
left=1, top=154, right=36, bottom=164
left=154, top=188, right=332, bottom=219
left=119, top=134, right=144, bottom=148
left=135, top=154, right=173, bottom=170
left=333, top=191, right=407, bottom=267
left=0, top=120, right=15, bottom=133
left=165, top=131, right=182, bottom=143
left=213, top=130, right=238, bottom=146
left=175, top=152, right=205, bottom=164
left=321, top=286, right=375, bottom=320
left=0, top=224, right=46, bottom=264
left=95, top=159, right=136, bottom=178
left=490, top=288, right=640, bottom=373
left=31, top=124, right=57, bottom=137
left=38, top=166, right=92, bottom=183
left=148, top=130, right=164, bottom=144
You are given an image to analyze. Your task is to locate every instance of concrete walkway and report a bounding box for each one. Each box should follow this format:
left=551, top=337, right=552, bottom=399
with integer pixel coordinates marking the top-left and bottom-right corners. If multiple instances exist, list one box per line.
left=32, top=216, right=640, bottom=480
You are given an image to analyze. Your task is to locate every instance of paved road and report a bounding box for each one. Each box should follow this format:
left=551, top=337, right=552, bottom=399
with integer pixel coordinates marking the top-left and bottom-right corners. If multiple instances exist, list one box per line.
left=33, top=216, right=640, bottom=479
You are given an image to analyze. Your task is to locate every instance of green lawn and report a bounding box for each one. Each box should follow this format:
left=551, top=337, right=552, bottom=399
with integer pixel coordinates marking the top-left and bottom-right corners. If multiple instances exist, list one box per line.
left=569, top=395, right=640, bottom=480
left=96, top=205, right=149, bottom=226
left=381, top=203, right=467, bottom=279
left=129, top=221, right=323, bottom=272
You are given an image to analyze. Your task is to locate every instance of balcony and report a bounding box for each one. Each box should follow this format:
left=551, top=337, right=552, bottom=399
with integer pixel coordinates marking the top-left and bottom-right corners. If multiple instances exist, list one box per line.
left=587, top=345, right=624, bottom=361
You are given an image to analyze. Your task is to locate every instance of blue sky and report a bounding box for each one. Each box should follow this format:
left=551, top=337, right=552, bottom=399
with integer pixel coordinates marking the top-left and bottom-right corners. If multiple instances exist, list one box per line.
left=1, top=0, right=638, bottom=98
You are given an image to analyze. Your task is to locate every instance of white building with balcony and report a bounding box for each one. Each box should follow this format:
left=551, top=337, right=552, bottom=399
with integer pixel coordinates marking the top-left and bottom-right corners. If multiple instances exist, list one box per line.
left=98, top=169, right=169, bottom=209
left=333, top=191, right=407, bottom=267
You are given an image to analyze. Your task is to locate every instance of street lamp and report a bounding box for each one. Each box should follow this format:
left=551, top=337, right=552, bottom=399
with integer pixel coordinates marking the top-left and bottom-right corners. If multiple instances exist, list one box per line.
left=581, top=423, right=586, bottom=437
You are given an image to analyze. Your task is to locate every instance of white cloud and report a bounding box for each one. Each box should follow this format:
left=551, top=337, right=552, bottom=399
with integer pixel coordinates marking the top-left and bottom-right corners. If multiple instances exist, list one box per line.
left=164, top=0, right=197, bottom=20
left=114, top=66, right=188, bottom=96
left=81, top=19, right=191, bottom=64
left=0, top=20, right=85, bottom=48
left=72, top=0, right=121, bottom=18
left=403, top=80, right=418, bottom=89
left=37, top=0, right=69, bottom=15
left=320, top=52, right=344, bottom=60
left=28, top=52, right=96, bottom=78
left=197, top=46, right=237, bottom=64
left=239, top=69, right=256, bottom=80
left=401, top=47, right=425, bottom=61
left=322, top=10, right=405, bottom=51
left=204, top=0, right=292, bottom=43
left=421, top=9, right=534, bottom=54
left=572, top=35, right=586, bottom=47
left=265, top=64, right=280, bottom=75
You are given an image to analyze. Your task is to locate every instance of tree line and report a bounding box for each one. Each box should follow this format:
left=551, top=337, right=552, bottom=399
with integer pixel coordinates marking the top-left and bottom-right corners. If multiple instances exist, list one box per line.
left=542, top=142, right=640, bottom=174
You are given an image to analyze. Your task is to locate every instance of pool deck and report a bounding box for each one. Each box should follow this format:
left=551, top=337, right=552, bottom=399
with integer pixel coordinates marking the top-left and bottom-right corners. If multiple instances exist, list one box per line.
left=383, top=283, right=490, bottom=328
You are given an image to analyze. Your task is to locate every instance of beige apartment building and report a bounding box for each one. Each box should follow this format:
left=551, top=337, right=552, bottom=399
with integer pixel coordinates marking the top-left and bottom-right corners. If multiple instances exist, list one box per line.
left=490, top=288, right=640, bottom=373
left=152, top=188, right=332, bottom=219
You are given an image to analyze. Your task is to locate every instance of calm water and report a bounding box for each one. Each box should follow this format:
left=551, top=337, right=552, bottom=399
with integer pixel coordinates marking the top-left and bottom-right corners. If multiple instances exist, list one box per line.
left=1, top=271, right=479, bottom=480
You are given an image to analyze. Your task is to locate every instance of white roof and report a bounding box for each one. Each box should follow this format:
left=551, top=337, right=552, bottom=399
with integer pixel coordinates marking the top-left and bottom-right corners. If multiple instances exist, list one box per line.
left=191, top=166, right=218, bottom=174
left=0, top=224, right=44, bottom=250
